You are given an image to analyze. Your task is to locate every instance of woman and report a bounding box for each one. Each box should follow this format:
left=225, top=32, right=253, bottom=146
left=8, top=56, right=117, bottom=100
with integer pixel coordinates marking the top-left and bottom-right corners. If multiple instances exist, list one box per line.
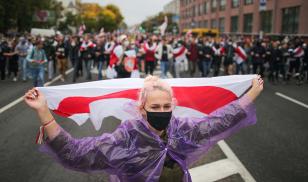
left=24, top=75, right=263, bottom=182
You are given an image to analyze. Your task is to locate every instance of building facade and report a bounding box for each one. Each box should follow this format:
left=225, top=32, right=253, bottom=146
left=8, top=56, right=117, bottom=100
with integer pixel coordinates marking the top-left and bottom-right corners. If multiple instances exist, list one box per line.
left=164, top=0, right=181, bottom=15
left=179, top=0, right=308, bottom=36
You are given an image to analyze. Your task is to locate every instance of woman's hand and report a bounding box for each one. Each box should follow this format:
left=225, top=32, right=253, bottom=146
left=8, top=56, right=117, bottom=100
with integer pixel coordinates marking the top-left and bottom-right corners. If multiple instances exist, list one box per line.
left=24, top=88, right=48, bottom=112
left=246, top=75, right=264, bottom=102
left=24, top=88, right=60, bottom=139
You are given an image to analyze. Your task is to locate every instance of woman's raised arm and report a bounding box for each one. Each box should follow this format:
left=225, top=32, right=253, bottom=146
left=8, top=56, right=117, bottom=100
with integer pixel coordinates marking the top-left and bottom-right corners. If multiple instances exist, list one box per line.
left=24, top=88, right=60, bottom=140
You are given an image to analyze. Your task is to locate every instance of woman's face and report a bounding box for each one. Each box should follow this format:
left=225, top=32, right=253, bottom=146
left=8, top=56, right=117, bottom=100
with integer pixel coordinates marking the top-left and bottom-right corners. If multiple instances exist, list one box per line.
left=143, top=89, right=172, bottom=113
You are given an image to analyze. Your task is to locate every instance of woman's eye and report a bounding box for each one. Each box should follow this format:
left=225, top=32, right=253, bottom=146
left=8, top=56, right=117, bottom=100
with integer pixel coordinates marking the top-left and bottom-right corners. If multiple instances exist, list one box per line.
left=164, top=105, right=171, bottom=109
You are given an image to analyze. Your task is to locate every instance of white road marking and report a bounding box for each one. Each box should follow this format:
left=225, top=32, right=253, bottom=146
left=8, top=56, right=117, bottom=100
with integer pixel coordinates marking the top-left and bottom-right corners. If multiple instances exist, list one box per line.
left=190, top=159, right=238, bottom=182
left=275, top=92, right=308, bottom=109
left=0, top=68, right=73, bottom=114
left=218, top=140, right=256, bottom=182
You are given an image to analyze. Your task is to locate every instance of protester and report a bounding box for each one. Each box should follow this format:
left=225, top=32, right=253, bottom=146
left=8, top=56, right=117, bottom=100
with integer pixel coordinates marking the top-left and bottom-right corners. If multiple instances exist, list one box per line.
left=24, top=75, right=264, bottom=182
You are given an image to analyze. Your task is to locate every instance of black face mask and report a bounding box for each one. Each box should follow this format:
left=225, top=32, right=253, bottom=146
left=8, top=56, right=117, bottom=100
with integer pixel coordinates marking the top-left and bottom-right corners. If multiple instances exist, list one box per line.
left=145, top=109, right=172, bottom=131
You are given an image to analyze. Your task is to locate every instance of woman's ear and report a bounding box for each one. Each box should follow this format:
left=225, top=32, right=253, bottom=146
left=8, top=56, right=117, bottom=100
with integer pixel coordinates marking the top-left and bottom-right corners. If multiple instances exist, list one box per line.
left=139, top=104, right=146, bottom=117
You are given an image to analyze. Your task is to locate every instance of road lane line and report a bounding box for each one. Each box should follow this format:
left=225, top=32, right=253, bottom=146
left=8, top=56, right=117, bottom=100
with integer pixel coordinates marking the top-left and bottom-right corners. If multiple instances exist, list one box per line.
left=275, top=92, right=308, bottom=109
left=0, top=68, right=73, bottom=114
left=190, top=159, right=238, bottom=182
left=218, top=140, right=256, bottom=182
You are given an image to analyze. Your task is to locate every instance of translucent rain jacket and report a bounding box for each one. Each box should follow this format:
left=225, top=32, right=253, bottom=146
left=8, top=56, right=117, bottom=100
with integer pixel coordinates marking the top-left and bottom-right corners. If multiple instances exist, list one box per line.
left=39, top=95, right=256, bottom=182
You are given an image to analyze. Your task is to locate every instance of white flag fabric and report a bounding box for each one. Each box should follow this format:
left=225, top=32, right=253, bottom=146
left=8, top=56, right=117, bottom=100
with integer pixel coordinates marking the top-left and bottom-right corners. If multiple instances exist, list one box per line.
left=159, top=16, right=168, bottom=36
left=38, top=75, right=256, bottom=130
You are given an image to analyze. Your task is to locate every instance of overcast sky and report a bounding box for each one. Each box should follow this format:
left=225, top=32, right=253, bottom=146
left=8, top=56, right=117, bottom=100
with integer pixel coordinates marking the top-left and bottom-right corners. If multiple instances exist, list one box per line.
left=81, top=0, right=173, bottom=26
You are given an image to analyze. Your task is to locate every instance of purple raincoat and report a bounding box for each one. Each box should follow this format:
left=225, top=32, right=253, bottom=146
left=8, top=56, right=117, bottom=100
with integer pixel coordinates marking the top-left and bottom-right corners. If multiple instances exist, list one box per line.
left=39, top=95, right=256, bottom=182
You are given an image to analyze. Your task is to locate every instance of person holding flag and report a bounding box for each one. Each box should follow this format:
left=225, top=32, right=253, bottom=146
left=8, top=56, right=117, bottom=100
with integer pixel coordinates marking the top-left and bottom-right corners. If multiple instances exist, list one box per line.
left=234, top=42, right=248, bottom=75
left=107, top=34, right=131, bottom=78
left=172, top=40, right=188, bottom=78
left=24, top=74, right=263, bottom=182
left=141, top=36, right=158, bottom=75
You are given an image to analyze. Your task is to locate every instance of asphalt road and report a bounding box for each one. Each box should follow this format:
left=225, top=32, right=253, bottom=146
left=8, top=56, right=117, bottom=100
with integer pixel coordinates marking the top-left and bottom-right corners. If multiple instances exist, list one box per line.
left=0, top=69, right=307, bottom=182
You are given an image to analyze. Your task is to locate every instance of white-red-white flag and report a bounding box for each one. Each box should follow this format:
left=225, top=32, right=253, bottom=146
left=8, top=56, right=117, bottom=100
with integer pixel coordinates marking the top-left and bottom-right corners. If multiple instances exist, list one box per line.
left=159, top=16, right=168, bottom=36
left=173, top=46, right=187, bottom=62
left=38, top=75, right=256, bottom=130
left=78, top=24, right=86, bottom=36
left=294, top=47, right=304, bottom=58
left=234, top=46, right=247, bottom=64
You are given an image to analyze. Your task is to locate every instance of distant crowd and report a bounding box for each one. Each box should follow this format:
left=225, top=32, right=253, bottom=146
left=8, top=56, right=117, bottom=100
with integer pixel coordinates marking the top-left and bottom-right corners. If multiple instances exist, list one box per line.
left=0, top=31, right=307, bottom=86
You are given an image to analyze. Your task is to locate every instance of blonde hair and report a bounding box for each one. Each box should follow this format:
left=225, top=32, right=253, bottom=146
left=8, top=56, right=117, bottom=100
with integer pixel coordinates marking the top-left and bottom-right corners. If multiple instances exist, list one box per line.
left=138, top=75, right=174, bottom=109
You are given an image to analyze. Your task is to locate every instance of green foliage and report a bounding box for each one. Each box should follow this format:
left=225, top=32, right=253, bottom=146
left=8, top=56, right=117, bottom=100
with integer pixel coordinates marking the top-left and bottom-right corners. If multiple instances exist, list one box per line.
left=0, top=1, right=124, bottom=34
left=105, top=4, right=124, bottom=25
left=0, top=0, right=63, bottom=33
left=78, top=3, right=125, bottom=33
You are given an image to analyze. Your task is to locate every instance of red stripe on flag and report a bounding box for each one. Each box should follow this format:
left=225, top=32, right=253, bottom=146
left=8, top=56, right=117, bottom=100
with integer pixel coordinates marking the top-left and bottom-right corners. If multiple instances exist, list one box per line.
left=53, top=86, right=237, bottom=117
left=235, top=47, right=247, bottom=60
left=173, top=47, right=186, bottom=58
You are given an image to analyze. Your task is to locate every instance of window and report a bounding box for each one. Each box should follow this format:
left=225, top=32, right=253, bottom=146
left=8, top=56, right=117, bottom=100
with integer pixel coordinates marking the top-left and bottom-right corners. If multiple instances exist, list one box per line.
left=211, top=19, right=218, bottom=29
left=203, top=1, right=208, bottom=14
left=211, top=0, right=217, bottom=12
left=204, top=20, right=208, bottom=28
left=282, top=6, right=300, bottom=34
left=260, top=10, right=272, bottom=33
left=219, top=17, right=225, bottom=32
left=195, top=5, right=199, bottom=16
left=232, top=0, right=239, bottom=8
left=199, top=3, right=203, bottom=15
left=207, top=1, right=211, bottom=13
left=192, top=6, right=195, bottom=17
left=219, top=0, right=226, bottom=11
left=244, top=0, right=253, bottom=5
left=243, top=13, right=253, bottom=33
left=230, top=16, right=239, bottom=32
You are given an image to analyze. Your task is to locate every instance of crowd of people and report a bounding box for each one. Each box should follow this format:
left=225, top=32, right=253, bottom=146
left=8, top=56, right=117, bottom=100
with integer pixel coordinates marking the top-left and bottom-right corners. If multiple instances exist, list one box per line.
left=0, top=31, right=307, bottom=86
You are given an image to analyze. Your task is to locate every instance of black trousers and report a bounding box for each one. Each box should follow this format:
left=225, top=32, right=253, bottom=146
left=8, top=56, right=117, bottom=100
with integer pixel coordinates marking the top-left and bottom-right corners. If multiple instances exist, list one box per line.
left=0, top=59, right=6, bottom=80
left=253, top=62, right=265, bottom=77
left=145, top=61, right=155, bottom=75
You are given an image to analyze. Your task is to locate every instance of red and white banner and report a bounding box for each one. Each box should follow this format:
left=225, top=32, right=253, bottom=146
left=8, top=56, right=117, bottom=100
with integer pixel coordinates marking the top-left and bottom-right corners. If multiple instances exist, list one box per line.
left=294, top=47, right=304, bottom=58
left=234, top=46, right=247, bottom=64
left=158, top=16, right=168, bottom=36
left=80, top=41, right=96, bottom=51
left=38, top=75, right=256, bottom=130
left=105, top=42, right=115, bottom=54
left=109, top=45, right=124, bottom=67
left=143, top=43, right=157, bottom=53
left=78, top=24, right=86, bottom=36
left=173, top=46, right=187, bottom=62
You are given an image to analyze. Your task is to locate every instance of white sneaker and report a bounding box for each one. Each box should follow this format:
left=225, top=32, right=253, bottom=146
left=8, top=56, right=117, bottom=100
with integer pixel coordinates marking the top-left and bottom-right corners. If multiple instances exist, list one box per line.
left=13, top=77, right=17, bottom=82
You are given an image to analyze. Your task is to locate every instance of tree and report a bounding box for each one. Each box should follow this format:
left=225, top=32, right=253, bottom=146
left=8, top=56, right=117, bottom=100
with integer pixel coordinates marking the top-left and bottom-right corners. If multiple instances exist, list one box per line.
left=79, top=3, right=124, bottom=33
left=105, top=4, right=123, bottom=25
left=0, top=0, right=64, bottom=33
